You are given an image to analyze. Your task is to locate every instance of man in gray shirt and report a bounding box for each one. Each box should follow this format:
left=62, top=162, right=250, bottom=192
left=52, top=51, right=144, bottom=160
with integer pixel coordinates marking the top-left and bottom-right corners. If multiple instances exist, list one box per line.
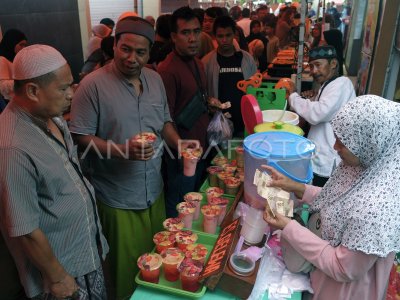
left=70, top=17, right=195, bottom=299
left=0, top=45, right=108, bottom=299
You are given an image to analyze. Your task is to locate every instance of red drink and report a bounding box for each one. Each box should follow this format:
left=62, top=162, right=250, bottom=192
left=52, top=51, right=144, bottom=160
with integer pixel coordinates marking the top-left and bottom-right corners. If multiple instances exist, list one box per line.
left=140, top=268, right=160, bottom=283
left=179, top=258, right=203, bottom=292
left=181, top=148, right=202, bottom=177
left=201, top=205, right=221, bottom=234
left=184, top=192, right=203, bottom=220
left=205, top=187, right=224, bottom=203
left=181, top=273, right=200, bottom=292
left=175, top=230, right=198, bottom=251
left=209, top=197, right=230, bottom=225
left=176, top=202, right=196, bottom=229
left=163, top=261, right=180, bottom=281
left=185, top=243, right=208, bottom=264
left=163, top=217, right=184, bottom=232
left=207, top=166, right=223, bottom=187
left=161, top=248, right=185, bottom=282
left=137, top=253, right=162, bottom=283
left=224, top=177, right=241, bottom=196
left=153, top=231, right=176, bottom=254
left=132, top=132, right=157, bottom=144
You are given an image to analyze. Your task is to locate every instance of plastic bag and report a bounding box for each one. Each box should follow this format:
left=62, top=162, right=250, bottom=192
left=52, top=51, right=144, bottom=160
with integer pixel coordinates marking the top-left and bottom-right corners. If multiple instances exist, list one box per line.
left=248, top=246, right=286, bottom=300
left=207, top=111, right=233, bottom=146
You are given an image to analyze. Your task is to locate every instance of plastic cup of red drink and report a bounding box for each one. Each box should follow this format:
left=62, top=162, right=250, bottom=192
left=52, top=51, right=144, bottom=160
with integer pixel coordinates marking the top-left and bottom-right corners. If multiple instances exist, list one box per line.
left=153, top=231, right=176, bottom=254
left=175, top=230, right=198, bottom=251
left=184, top=192, right=203, bottom=220
left=132, top=132, right=157, bottom=144
left=181, top=148, right=202, bottom=177
left=163, top=217, right=185, bottom=232
left=224, top=177, right=241, bottom=196
left=212, top=155, right=228, bottom=167
left=207, top=166, right=223, bottom=187
left=176, top=202, right=196, bottom=229
left=235, top=146, right=244, bottom=168
left=217, top=171, right=231, bottom=191
left=178, top=258, right=204, bottom=292
left=160, top=247, right=185, bottom=282
left=205, top=187, right=224, bottom=203
left=137, top=253, right=162, bottom=283
left=185, top=243, right=209, bottom=265
left=201, top=204, right=221, bottom=234
left=208, top=197, right=230, bottom=225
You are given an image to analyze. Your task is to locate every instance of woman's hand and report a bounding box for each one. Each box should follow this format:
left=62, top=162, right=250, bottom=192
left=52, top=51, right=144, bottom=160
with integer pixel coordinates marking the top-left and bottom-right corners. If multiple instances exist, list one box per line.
left=261, top=165, right=306, bottom=199
left=263, top=210, right=291, bottom=230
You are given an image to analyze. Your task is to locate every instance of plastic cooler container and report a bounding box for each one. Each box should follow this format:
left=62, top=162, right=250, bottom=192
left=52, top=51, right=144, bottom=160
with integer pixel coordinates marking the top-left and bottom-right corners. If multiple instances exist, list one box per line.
left=262, top=110, right=299, bottom=125
left=243, top=132, right=315, bottom=209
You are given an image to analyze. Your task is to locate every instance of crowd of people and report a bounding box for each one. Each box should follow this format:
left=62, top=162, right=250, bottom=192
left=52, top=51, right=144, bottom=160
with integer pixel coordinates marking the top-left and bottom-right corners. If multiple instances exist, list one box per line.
left=0, top=2, right=399, bottom=300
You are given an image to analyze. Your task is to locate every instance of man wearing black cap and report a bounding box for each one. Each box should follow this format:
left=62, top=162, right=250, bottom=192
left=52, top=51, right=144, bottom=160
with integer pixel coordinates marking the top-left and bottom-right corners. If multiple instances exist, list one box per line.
left=70, top=16, right=194, bottom=299
left=287, top=45, right=355, bottom=186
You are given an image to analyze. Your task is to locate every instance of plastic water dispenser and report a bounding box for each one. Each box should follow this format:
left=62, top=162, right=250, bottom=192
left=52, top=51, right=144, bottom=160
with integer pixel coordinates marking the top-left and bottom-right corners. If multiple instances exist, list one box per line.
left=243, top=132, right=315, bottom=209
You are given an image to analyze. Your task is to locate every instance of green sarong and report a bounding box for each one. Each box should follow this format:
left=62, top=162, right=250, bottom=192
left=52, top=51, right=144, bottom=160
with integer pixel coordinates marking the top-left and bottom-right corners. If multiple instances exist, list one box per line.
left=97, top=192, right=165, bottom=300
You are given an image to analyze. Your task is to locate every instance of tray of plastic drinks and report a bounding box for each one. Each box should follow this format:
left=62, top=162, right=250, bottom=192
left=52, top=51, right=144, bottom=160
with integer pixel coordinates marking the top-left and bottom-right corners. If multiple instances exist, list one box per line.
left=188, top=192, right=235, bottom=237
left=135, top=232, right=217, bottom=298
left=199, top=148, right=244, bottom=198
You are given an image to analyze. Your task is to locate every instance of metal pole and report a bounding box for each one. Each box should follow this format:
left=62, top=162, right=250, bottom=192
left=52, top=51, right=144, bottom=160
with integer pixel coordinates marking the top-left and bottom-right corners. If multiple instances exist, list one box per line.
left=316, top=0, right=320, bottom=20
left=296, top=0, right=307, bottom=93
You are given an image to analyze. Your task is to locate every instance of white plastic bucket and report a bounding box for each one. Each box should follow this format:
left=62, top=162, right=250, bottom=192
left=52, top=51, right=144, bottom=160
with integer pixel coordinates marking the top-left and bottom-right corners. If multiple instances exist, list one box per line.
left=262, top=110, right=299, bottom=125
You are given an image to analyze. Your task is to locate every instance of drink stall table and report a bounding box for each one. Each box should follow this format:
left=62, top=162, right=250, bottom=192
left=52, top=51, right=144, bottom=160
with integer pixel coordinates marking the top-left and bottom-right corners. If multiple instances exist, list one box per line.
left=131, top=186, right=303, bottom=300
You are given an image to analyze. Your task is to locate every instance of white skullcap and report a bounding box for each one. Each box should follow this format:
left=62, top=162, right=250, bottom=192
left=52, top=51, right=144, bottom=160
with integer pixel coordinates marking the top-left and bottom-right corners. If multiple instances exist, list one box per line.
left=13, top=44, right=67, bottom=80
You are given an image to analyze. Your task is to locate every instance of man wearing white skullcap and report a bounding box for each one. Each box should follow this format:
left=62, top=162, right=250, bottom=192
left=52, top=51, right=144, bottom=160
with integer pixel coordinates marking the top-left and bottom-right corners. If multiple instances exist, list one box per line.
left=0, top=44, right=109, bottom=299
left=70, top=17, right=199, bottom=299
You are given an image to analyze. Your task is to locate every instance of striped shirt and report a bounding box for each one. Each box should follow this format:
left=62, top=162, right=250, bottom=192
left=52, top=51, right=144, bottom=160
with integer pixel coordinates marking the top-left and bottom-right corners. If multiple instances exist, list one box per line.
left=0, top=103, right=109, bottom=298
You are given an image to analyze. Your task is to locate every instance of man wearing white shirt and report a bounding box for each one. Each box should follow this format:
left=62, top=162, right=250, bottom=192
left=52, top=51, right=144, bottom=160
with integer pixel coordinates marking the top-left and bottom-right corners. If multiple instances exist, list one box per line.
left=287, top=45, right=355, bottom=187
left=237, top=8, right=252, bottom=37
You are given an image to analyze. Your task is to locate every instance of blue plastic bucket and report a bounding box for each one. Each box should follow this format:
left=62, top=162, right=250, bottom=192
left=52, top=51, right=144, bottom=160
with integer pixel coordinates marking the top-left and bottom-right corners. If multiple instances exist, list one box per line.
left=243, top=132, right=315, bottom=209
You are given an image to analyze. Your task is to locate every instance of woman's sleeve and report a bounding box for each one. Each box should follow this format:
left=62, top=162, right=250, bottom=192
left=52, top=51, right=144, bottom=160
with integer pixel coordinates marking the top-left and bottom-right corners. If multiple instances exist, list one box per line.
left=299, top=184, right=322, bottom=205
left=282, top=220, right=378, bottom=282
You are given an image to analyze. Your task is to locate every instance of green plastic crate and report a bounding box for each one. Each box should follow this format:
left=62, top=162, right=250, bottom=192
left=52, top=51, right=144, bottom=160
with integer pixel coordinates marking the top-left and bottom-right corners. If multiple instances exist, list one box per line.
left=246, top=85, right=287, bottom=111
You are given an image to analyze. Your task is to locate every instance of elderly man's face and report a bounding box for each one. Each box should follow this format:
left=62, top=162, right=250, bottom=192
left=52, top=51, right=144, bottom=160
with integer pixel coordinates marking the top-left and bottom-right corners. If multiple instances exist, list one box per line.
left=114, top=33, right=150, bottom=79
left=309, top=58, right=337, bottom=84
left=37, top=64, right=74, bottom=118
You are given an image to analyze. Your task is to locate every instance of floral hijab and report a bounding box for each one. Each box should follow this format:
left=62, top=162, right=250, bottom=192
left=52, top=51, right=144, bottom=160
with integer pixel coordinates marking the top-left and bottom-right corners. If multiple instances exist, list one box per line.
left=311, top=95, right=400, bottom=257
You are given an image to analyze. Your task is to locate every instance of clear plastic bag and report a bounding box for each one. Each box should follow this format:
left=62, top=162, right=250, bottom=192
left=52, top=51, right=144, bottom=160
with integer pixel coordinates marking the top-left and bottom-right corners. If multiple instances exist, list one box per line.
left=248, top=246, right=286, bottom=300
left=207, top=111, right=233, bottom=146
